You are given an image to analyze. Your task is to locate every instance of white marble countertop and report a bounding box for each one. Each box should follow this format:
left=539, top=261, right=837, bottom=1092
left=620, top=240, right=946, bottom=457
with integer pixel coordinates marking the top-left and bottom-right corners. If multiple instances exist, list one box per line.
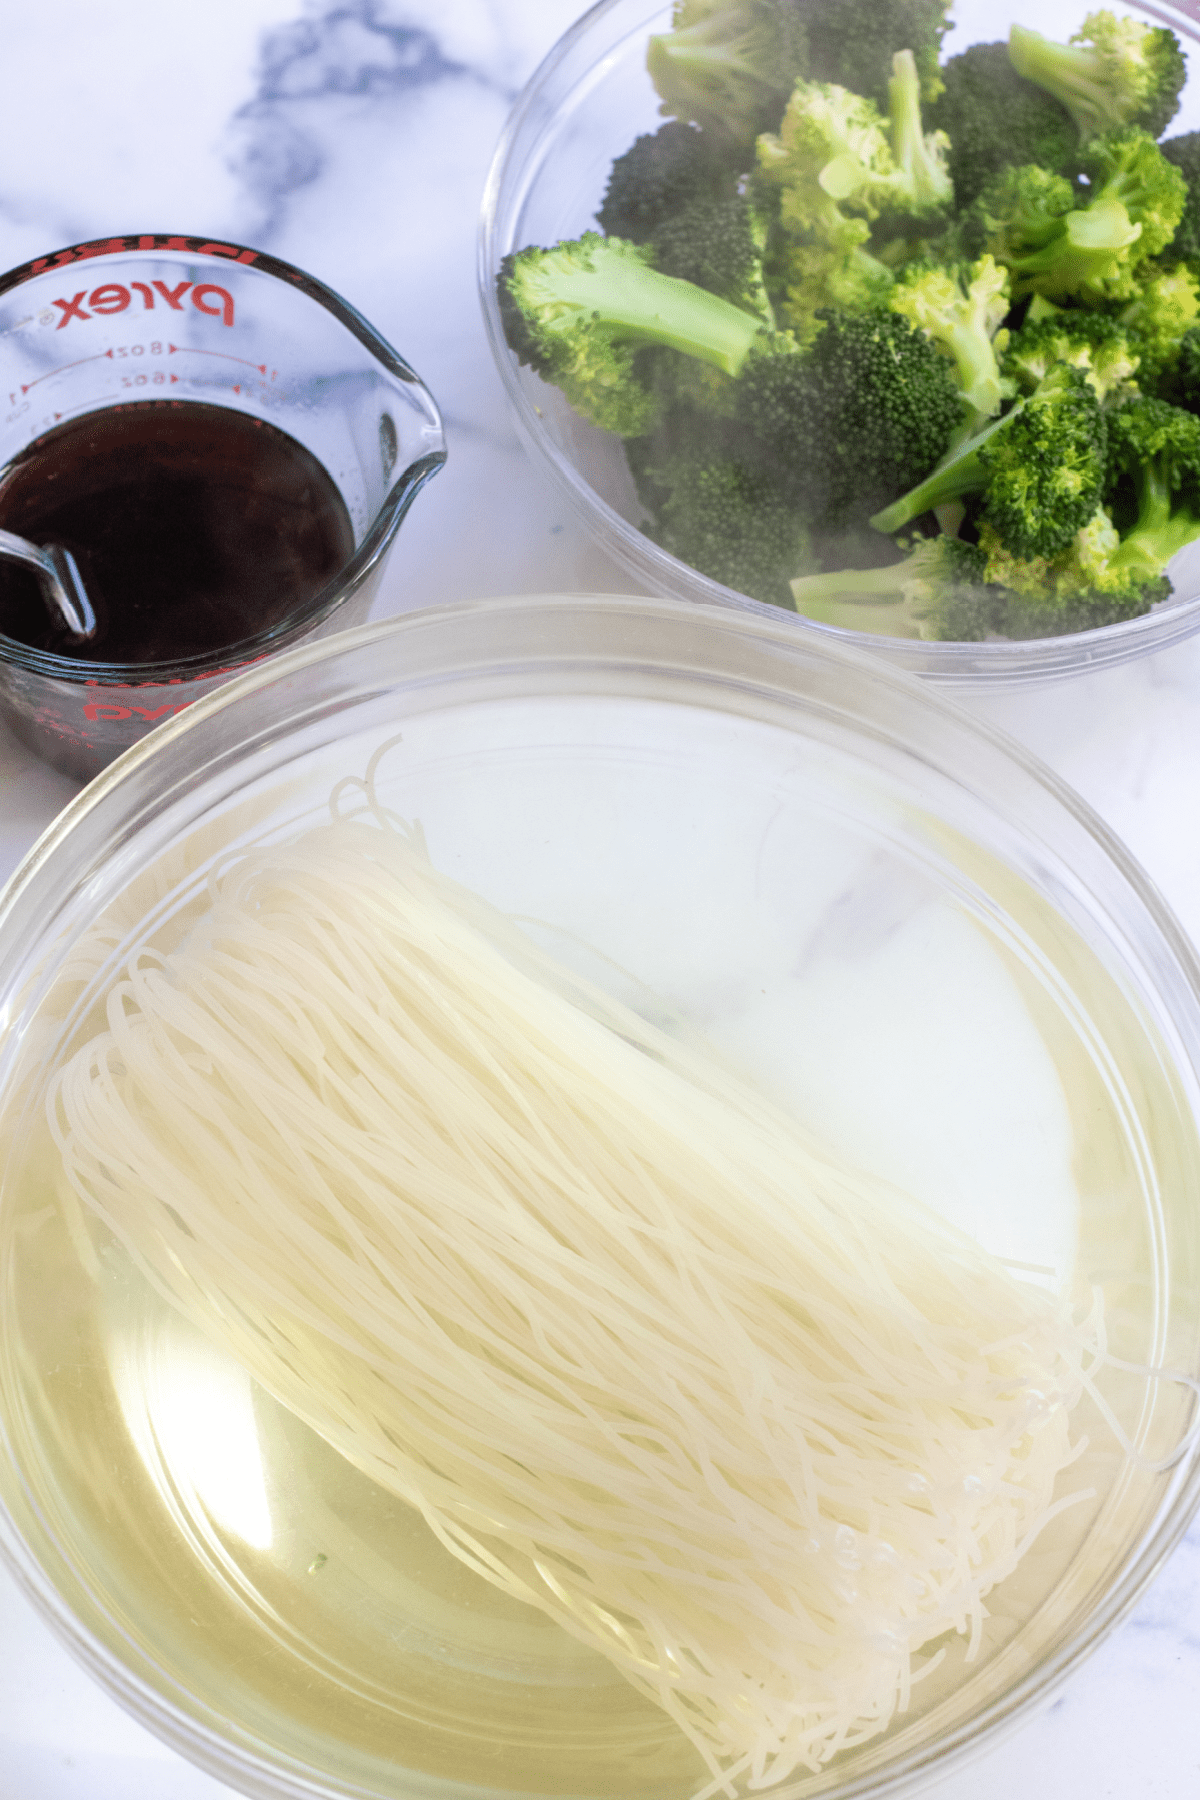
left=1, top=3, right=1199, bottom=1797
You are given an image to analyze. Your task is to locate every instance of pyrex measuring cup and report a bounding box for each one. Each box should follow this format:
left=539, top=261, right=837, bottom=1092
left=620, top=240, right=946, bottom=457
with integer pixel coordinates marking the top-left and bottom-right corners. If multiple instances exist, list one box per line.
left=0, top=234, right=446, bottom=780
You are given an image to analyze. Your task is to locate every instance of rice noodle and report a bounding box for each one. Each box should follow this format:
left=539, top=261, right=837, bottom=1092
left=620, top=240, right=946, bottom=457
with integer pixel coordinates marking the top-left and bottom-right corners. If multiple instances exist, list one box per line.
left=48, top=771, right=1101, bottom=1793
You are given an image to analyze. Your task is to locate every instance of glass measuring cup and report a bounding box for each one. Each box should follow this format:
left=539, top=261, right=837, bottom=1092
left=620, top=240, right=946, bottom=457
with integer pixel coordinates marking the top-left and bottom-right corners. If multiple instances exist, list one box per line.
left=0, top=235, right=446, bottom=780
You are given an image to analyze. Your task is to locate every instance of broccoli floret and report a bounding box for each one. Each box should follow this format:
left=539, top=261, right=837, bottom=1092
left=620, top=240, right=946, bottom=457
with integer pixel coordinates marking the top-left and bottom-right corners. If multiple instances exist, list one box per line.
left=1120, top=260, right=1200, bottom=393
left=805, top=0, right=953, bottom=108
left=848, top=510, right=1169, bottom=642
left=1008, top=12, right=1186, bottom=142
left=831, top=508, right=1169, bottom=642
left=927, top=43, right=1080, bottom=211
left=975, top=506, right=1169, bottom=621
left=1163, top=325, right=1200, bottom=415
left=648, top=449, right=813, bottom=606
left=870, top=48, right=954, bottom=241
left=789, top=533, right=987, bottom=637
left=756, top=78, right=900, bottom=335
left=499, top=238, right=959, bottom=545
left=890, top=254, right=1014, bottom=428
left=755, top=66, right=954, bottom=333
left=1103, top=394, right=1200, bottom=578
left=1002, top=308, right=1140, bottom=402
left=757, top=78, right=896, bottom=228
left=977, top=132, right=1185, bottom=303
left=1160, top=133, right=1200, bottom=263
left=497, top=232, right=770, bottom=435
left=735, top=309, right=961, bottom=527
left=974, top=163, right=1135, bottom=302
left=1079, top=130, right=1188, bottom=290
left=596, top=122, right=740, bottom=242
left=646, top=1, right=811, bottom=146
left=650, top=192, right=776, bottom=324
left=775, top=234, right=897, bottom=341
left=759, top=60, right=950, bottom=238
left=871, top=364, right=1109, bottom=558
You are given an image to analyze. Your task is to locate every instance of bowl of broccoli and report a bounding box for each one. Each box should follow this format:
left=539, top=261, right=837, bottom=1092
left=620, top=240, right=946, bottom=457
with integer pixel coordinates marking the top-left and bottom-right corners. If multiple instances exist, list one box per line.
left=479, top=0, right=1200, bottom=678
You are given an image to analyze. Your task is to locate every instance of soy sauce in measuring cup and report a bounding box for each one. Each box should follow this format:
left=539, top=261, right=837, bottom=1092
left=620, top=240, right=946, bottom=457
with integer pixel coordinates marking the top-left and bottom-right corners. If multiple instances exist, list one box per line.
left=0, top=401, right=355, bottom=661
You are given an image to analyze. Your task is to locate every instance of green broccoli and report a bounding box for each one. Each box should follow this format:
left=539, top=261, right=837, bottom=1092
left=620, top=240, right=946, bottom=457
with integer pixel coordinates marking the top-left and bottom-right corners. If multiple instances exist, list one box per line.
left=759, top=57, right=951, bottom=230
left=789, top=533, right=987, bottom=637
left=890, top=254, right=1014, bottom=429
left=797, top=507, right=1167, bottom=642
left=650, top=192, right=776, bottom=324
left=734, top=309, right=961, bottom=528
left=755, top=64, right=953, bottom=336
left=1001, top=308, right=1140, bottom=402
left=1160, top=133, right=1200, bottom=263
left=973, top=163, right=1135, bottom=301
left=509, top=9, right=1200, bottom=639
left=870, top=363, right=1109, bottom=558
left=804, top=0, right=953, bottom=108
left=1079, top=129, right=1188, bottom=283
left=1162, top=326, right=1200, bottom=415
left=648, top=449, right=813, bottom=606
left=595, top=122, right=740, bottom=242
left=645, top=0, right=811, bottom=145
left=1119, top=260, right=1200, bottom=393
left=757, top=78, right=896, bottom=229
left=1103, top=394, right=1200, bottom=579
left=497, top=232, right=770, bottom=435
left=974, top=506, right=1170, bottom=625
left=977, top=132, right=1184, bottom=303
left=498, top=236, right=959, bottom=537
left=1008, top=12, right=1186, bottom=142
left=755, top=77, right=898, bottom=335
left=871, top=48, right=954, bottom=239
left=927, top=43, right=1080, bottom=211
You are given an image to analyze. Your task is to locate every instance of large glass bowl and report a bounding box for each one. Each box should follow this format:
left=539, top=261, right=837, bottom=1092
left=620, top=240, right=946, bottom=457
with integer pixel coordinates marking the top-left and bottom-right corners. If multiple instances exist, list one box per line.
left=1, top=595, right=1199, bottom=1800
left=479, top=0, right=1200, bottom=683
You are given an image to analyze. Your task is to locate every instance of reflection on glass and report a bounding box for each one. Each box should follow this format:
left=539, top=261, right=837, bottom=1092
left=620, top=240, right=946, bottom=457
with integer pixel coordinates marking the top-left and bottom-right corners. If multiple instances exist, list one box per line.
left=112, top=1313, right=272, bottom=1553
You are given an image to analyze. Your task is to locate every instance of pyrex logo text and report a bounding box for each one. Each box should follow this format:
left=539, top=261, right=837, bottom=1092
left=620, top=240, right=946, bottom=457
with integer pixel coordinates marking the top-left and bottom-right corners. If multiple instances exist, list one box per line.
left=50, top=280, right=234, bottom=329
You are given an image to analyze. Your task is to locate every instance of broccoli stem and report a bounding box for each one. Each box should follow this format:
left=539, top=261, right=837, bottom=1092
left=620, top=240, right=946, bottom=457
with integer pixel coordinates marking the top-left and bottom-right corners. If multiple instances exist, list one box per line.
left=790, top=534, right=988, bottom=638
left=936, top=310, right=1005, bottom=424
left=567, top=255, right=769, bottom=374
left=1007, top=24, right=1116, bottom=137
left=1111, top=467, right=1200, bottom=574
left=867, top=409, right=1012, bottom=535
left=1008, top=196, right=1141, bottom=300
left=888, top=49, right=950, bottom=210
left=790, top=560, right=935, bottom=635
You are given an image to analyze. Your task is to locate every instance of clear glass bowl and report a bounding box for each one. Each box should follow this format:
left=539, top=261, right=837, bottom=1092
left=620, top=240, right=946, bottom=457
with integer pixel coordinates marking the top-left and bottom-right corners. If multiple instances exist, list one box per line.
left=479, top=0, right=1200, bottom=683
left=1, top=595, right=1199, bottom=1800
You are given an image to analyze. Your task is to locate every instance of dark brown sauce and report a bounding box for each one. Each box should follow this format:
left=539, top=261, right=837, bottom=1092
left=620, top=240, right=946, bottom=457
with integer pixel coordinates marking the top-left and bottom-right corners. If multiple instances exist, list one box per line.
left=0, top=401, right=355, bottom=663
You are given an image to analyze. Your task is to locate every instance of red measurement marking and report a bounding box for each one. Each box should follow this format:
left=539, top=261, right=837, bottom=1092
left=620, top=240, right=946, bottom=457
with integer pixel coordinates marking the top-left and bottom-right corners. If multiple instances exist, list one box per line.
left=41, top=394, right=122, bottom=425
left=22, top=349, right=115, bottom=393
left=167, top=343, right=267, bottom=373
